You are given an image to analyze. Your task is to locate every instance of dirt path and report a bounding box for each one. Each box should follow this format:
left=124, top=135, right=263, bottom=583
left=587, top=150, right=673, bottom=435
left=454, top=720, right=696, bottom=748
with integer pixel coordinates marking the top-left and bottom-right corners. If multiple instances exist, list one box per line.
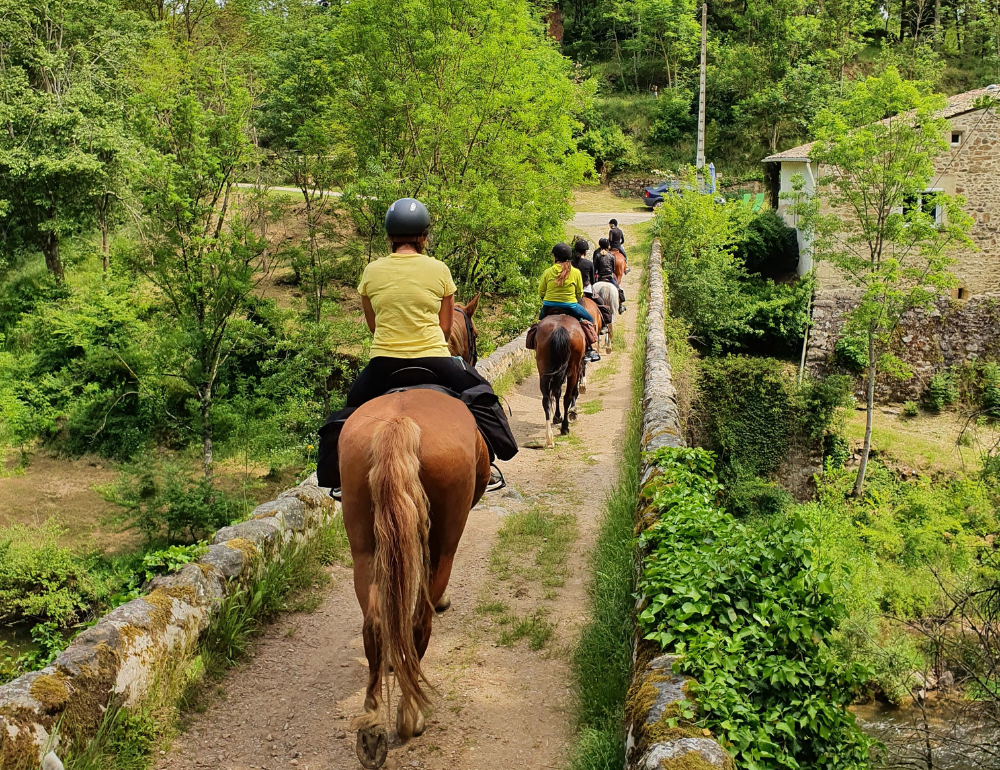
left=156, top=220, right=644, bottom=770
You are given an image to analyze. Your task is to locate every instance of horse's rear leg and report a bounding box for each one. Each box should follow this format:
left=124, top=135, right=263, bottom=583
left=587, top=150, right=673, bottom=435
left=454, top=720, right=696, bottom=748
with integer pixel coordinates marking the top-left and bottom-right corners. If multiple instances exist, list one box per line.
left=397, top=598, right=433, bottom=740
left=540, top=375, right=555, bottom=448
left=562, top=370, right=578, bottom=436
left=354, top=585, right=388, bottom=769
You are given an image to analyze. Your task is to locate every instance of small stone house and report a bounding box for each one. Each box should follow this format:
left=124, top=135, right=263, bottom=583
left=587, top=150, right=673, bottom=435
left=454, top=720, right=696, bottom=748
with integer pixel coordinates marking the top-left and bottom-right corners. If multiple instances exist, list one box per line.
left=761, top=86, right=1000, bottom=398
left=762, top=85, right=1000, bottom=297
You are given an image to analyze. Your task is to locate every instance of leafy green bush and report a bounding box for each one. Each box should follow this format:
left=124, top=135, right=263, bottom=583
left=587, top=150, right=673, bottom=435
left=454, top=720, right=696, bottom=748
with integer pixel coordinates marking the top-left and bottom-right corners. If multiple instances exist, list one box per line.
left=925, top=370, right=959, bottom=411
left=903, top=400, right=919, bottom=417
left=736, top=209, right=799, bottom=276
left=834, top=334, right=869, bottom=373
left=796, top=373, right=853, bottom=439
left=648, top=89, right=695, bottom=144
left=638, top=448, right=872, bottom=769
left=978, top=361, right=1000, bottom=417
left=579, top=124, right=644, bottom=175
left=698, top=356, right=796, bottom=478
left=0, top=520, right=97, bottom=625
left=101, top=462, right=246, bottom=544
left=823, top=433, right=851, bottom=469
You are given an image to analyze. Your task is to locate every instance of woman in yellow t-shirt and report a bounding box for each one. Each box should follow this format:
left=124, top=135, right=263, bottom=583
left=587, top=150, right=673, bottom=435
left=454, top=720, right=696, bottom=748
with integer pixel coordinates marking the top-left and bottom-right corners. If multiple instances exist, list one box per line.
left=316, top=198, right=516, bottom=496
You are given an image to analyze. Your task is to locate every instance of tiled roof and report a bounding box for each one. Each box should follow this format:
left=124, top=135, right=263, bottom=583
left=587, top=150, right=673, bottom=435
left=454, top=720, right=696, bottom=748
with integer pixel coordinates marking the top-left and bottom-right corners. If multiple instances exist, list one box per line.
left=762, top=85, right=999, bottom=163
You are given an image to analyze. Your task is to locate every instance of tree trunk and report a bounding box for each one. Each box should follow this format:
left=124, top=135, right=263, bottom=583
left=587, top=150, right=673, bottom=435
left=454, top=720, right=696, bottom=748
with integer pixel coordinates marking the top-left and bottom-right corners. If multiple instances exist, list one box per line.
left=900, top=0, right=908, bottom=39
left=853, top=338, right=877, bottom=498
left=101, top=223, right=110, bottom=273
left=42, top=230, right=64, bottom=282
left=934, top=0, right=941, bottom=43
left=201, top=386, right=213, bottom=480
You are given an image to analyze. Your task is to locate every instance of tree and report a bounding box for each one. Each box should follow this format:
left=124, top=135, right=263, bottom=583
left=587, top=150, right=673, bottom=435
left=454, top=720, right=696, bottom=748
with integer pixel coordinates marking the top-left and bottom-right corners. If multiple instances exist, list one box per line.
left=126, top=42, right=268, bottom=479
left=326, top=0, right=589, bottom=297
left=0, top=0, right=141, bottom=280
left=798, top=67, right=974, bottom=496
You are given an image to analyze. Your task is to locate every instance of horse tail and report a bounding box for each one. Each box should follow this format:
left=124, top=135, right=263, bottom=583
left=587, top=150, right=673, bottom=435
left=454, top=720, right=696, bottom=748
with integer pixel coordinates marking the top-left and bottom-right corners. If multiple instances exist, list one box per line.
left=546, top=324, right=572, bottom=381
left=368, top=415, right=432, bottom=718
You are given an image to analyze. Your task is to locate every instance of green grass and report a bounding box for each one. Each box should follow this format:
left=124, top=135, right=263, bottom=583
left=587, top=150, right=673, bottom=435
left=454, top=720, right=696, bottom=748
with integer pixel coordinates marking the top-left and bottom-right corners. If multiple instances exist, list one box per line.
left=581, top=399, right=604, bottom=415
left=570, top=227, right=650, bottom=770
left=489, top=505, right=577, bottom=589
left=492, top=355, right=535, bottom=399
left=498, top=610, right=555, bottom=651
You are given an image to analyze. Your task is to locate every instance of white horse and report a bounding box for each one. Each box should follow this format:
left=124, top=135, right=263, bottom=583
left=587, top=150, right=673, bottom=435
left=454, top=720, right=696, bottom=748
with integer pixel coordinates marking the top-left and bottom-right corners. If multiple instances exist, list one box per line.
left=592, top=281, right=618, bottom=354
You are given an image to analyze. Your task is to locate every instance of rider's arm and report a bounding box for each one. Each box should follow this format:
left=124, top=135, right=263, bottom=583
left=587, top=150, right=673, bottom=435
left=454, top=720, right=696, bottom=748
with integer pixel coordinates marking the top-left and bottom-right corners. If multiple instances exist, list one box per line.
left=573, top=271, right=584, bottom=302
left=538, top=272, right=549, bottom=299
left=439, top=294, right=455, bottom=337
left=361, top=295, right=376, bottom=334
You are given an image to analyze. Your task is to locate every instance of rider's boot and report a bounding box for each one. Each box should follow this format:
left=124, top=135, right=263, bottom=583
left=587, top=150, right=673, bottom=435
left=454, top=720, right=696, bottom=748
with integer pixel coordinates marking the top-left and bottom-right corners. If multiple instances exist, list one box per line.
left=585, top=347, right=601, bottom=362
left=486, top=463, right=505, bottom=492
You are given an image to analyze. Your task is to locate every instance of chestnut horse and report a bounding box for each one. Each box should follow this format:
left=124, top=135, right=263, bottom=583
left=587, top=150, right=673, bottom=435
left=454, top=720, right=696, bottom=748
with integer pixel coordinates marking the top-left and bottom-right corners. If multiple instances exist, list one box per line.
left=448, top=294, right=480, bottom=365
left=611, top=249, right=627, bottom=284
left=534, top=314, right=587, bottom=448
left=340, top=390, right=490, bottom=768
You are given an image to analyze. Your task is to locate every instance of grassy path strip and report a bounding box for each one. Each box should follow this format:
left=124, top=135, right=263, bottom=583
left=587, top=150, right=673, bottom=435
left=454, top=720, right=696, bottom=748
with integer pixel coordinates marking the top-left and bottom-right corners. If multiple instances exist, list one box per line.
left=570, top=233, right=650, bottom=770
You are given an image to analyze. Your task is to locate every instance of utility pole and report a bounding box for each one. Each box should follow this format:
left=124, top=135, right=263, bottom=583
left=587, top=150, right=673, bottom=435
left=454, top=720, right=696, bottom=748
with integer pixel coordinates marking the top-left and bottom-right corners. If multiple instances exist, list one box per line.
left=696, top=3, right=707, bottom=189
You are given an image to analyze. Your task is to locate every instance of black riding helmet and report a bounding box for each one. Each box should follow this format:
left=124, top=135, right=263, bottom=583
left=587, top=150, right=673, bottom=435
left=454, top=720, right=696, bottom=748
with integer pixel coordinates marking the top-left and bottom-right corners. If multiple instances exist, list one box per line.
left=552, top=242, right=572, bottom=261
left=385, top=197, right=431, bottom=236
left=574, top=239, right=589, bottom=254
left=599, top=237, right=610, bottom=249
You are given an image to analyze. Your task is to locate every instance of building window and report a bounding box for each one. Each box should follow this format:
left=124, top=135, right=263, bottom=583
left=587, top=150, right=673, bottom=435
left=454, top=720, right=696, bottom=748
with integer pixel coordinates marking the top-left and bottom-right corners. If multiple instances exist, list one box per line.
left=901, top=190, right=945, bottom=225
left=951, top=131, right=963, bottom=146
left=957, top=287, right=968, bottom=299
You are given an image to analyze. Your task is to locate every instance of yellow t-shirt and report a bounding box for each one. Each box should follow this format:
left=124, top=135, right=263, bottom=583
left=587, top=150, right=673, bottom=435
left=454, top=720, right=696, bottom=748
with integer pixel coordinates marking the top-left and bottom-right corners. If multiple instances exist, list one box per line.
left=358, top=252, right=457, bottom=359
left=538, top=263, right=584, bottom=304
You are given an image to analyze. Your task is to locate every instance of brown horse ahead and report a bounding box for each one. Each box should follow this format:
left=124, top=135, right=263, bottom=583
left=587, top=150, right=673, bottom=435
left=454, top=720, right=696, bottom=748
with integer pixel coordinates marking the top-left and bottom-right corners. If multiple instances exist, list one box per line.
left=611, top=248, right=626, bottom=284
left=534, top=314, right=587, bottom=448
left=340, top=390, right=490, bottom=768
left=448, top=294, right=480, bottom=364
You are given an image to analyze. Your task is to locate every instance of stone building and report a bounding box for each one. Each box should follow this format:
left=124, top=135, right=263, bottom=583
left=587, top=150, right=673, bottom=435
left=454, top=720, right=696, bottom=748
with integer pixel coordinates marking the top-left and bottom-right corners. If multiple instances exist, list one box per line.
left=762, top=85, right=1000, bottom=296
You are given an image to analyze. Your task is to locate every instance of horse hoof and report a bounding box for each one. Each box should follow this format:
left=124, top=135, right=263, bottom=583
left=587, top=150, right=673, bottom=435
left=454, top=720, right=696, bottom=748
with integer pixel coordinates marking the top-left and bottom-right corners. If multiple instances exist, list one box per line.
left=579, top=382, right=587, bottom=394
left=560, top=426, right=571, bottom=436
left=568, top=410, right=578, bottom=422
left=356, top=725, right=388, bottom=769
left=435, top=594, right=452, bottom=613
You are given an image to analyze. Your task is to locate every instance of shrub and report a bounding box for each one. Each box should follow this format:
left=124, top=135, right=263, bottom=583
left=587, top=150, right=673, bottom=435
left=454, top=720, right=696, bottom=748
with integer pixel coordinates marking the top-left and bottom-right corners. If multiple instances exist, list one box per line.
left=980, top=361, right=1000, bottom=417
left=797, top=373, right=853, bottom=439
left=101, top=462, right=246, bottom=544
left=637, top=448, right=873, bottom=770
left=925, top=370, right=959, bottom=411
left=823, top=433, right=851, bottom=469
left=648, top=89, right=695, bottom=144
left=578, top=124, right=644, bottom=175
left=903, top=400, right=919, bottom=417
left=834, top=334, right=869, bottom=373
left=0, top=520, right=96, bottom=626
left=736, top=209, right=799, bottom=276
left=723, top=465, right=793, bottom=519
left=698, top=356, right=796, bottom=478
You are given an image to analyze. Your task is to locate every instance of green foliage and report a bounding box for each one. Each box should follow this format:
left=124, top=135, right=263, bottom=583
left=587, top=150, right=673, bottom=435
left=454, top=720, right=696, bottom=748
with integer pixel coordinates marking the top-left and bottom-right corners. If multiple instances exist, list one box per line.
left=798, top=374, right=853, bottom=440
left=638, top=447, right=873, bottom=770
left=925, top=370, right=960, bottom=411
left=656, top=176, right=810, bottom=354
left=834, top=334, right=869, bottom=374
left=797, top=462, right=999, bottom=701
left=902, top=400, right=919, bottom=417
left=100, top=463, right=245, bottom=545
left=795, top=67, right=975, bottom=494
left=648, top=89, right=696, bottom=145
left=579, top=123, right=645, bottom=176
left=736, top=209, right=799, bottom=276
left=0, top=520, right=97, bottom=625
left=698, top=356, right=797, bottom=478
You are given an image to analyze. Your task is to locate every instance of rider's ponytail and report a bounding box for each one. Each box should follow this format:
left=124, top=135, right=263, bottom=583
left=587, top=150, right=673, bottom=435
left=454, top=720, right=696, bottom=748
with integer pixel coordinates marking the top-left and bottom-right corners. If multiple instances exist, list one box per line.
left=554, top=262, right=572, bottom=286
left=552, top=242, right=572, bottom=286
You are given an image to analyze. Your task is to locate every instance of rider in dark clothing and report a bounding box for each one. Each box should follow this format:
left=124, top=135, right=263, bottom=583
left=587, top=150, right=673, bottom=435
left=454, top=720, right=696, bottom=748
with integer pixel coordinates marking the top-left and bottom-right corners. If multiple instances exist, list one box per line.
left=608, top=219, right=627, bottom=264
left=593, top=238, right=626, bottom=313
left=572, top=239, right=605, bottom=363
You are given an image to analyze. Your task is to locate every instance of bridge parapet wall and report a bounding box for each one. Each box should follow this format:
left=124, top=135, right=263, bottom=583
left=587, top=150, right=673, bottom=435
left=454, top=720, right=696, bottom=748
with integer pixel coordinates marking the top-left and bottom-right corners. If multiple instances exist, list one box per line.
left=0, top=337, right=531, bottom=767
left=624, top=239, right=732, bottom=770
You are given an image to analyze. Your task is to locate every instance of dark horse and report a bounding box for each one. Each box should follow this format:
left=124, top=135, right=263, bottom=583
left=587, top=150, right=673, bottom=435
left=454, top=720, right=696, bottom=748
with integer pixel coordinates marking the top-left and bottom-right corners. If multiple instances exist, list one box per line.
left=534, top=314, right=587, bottom=448
left=340, top=389, right=490, bottom=769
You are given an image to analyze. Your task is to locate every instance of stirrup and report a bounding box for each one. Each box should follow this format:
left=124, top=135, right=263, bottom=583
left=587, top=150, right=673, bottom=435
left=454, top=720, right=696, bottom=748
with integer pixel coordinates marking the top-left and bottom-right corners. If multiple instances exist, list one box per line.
left=331, top=487, right=342, bottom=500
left=486, top=464, right=505, bottom=493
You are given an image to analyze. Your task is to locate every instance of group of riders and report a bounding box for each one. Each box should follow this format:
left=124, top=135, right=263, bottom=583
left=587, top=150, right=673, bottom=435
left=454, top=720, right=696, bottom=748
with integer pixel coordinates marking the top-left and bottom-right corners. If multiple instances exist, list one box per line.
left=316, top=198, right=627, bottom=500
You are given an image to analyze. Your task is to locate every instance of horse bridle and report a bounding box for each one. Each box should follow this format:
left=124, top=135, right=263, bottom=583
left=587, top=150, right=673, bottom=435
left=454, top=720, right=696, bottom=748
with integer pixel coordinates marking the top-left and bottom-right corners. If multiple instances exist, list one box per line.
left=455, top=306, right=478, bottom=367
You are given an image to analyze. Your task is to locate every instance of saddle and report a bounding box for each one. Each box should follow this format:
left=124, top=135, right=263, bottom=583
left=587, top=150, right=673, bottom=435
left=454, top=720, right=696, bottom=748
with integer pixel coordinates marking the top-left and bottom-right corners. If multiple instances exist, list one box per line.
left=526, top=309, right=598, bottom=350
left=382, top=368, right=516, bottom=461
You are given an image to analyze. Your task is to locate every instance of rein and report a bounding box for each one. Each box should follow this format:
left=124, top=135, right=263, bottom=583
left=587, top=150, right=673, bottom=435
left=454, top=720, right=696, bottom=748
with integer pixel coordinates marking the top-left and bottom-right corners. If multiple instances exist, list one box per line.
left=455, top=306, right=478, bottom=367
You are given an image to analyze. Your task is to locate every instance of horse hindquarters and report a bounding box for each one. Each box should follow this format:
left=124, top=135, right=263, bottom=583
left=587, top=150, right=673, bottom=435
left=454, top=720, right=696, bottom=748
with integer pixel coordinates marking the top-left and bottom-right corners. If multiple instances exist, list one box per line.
left=354, top=415, right=431, bottom=757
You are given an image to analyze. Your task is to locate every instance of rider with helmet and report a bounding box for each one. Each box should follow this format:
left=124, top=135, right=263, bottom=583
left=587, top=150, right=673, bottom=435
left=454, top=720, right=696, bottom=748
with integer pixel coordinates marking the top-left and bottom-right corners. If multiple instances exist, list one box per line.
left=316, top=198, right=516, bottom=498
left=593, top=237, right=626, bottom=313
left=538, top=243, right=601, bottom=361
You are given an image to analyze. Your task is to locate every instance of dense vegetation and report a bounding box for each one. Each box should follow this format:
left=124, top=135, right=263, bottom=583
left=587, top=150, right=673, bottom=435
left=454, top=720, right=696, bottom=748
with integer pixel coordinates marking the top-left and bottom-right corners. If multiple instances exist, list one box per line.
left=639, top=447, right=873, bottom=770
left=562, top=0, right=1000, bottom=178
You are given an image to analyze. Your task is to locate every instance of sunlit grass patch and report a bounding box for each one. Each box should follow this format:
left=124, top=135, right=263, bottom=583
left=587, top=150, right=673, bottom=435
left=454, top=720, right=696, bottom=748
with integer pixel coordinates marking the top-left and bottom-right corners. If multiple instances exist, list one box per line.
left=489, top=505, right=577, bottom=589
left=582, top=399, right=603, bottom=415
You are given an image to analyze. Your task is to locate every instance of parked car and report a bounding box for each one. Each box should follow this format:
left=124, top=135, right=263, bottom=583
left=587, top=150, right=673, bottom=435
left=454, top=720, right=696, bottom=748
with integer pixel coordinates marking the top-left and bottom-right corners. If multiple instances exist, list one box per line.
left=642, top=180, right=680, bottom=208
